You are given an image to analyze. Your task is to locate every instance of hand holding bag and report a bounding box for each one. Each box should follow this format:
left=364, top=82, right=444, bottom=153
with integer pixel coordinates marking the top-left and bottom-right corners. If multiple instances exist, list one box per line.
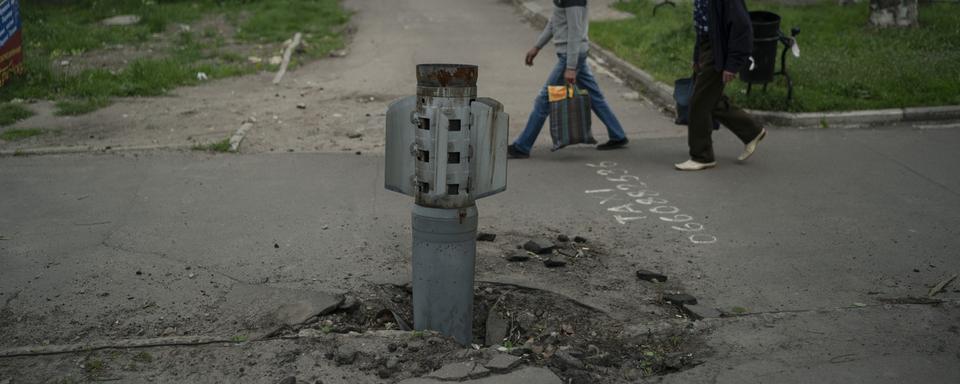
left=548, top=84, right=596, bottom=151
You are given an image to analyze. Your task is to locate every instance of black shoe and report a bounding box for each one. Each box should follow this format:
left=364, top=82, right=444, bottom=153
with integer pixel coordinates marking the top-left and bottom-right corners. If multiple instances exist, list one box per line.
left=596, top=138, right=629, bottom=151
left=507, top=144, right=530, bottom=159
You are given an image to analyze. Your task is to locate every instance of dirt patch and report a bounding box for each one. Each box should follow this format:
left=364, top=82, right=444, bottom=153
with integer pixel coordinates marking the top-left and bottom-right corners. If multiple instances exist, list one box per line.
left=289, top=281, right=708, bottom=382
left=0, top=229, right=710, bottom=383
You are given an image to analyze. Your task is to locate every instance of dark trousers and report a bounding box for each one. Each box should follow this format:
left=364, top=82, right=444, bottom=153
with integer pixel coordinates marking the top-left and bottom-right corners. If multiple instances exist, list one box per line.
left=689, top=39, right=762, bottom=163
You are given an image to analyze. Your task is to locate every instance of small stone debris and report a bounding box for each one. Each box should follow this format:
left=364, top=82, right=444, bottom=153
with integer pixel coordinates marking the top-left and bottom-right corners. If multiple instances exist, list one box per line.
left=485, top=308, right=509, bottom=346
left=573, top=236, right=588, bottom=243
left=135, top=270, right=143, bottom=276
left=928, top=274, right=958, bottom=298
left=622, top=91, right=641, bottom=101
left=274, top=243, right=280, bottom=249
left=296, top=103, right=307, bottom=110
left=554, top=350, right=585, bottom=370
left=663, top=293, right=697, bottom=306
left=102, top=15, right=141, bottom=26
left=477, top=232, right=497, bottom=242
left=426, top=362, right=490, bottom=381
left=269, top=56, right=284, bottom=66
left=556, top=234, right=570, bottom=242
left=682, top=304, right=722, bottom=320
left=347, top=132, right=363, bottom=139
left=338, top=295, right=359, bottom=311
left=277, top=376, right=296, bottom=384
left=523, top=239, right=555, bottom=254
left=485, top=353, right=522, bottom=372
left=248, top=56, right=263, bottom=64
left=386, top=356, right=400, bottom=369
left=543, top=256, right=567, bottom=268
left=355, top=151, right=362, bottom=155
left=506, top=252, right=530, bottom=262
left=663, top=353, right=687, bottom=370
left=334, top=346, right=358, bottom=366
left=387, top=343, right=398, bottom=353
left=636, top=269, right=667, bottom=283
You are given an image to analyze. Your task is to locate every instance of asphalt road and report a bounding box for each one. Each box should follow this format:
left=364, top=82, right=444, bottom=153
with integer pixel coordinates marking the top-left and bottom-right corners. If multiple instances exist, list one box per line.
left=3, top=126, right=959, bottom=382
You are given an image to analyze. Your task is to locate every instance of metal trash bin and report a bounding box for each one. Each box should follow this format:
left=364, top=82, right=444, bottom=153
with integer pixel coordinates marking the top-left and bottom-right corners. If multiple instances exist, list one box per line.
left=739, top=11, right=800, bottom=102
left=740, top=11, right=780, bottom=85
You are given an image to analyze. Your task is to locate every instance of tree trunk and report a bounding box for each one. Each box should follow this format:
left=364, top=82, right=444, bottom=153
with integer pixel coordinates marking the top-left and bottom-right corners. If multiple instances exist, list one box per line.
left=869, top=0, right=919, bottom=27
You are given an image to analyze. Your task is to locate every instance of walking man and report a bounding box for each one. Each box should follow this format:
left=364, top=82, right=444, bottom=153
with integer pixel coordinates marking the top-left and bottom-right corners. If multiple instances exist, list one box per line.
left=507, top=0, right=628, bottom=159
left=676, top=0, right=767, bottom=171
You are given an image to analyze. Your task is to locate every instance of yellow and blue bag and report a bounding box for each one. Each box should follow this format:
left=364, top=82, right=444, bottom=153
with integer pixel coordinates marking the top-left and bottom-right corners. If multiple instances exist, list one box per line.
left=548, top=85, right=596, bottom=151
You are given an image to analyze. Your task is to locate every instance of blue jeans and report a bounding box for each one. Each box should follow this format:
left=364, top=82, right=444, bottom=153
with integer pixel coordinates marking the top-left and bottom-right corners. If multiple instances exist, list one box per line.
left=512, top=52, right=626, bottom=154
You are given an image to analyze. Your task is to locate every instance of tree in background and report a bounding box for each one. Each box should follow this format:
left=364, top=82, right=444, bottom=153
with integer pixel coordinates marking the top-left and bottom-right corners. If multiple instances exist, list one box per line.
left=869, top=0, right=919, bottom=27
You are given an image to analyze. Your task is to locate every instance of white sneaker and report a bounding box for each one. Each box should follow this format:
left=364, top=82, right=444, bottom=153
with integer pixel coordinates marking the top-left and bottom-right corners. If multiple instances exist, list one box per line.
left=738, top=128, right=767, bottom=161
left=674, top=159, right=717, bottom=171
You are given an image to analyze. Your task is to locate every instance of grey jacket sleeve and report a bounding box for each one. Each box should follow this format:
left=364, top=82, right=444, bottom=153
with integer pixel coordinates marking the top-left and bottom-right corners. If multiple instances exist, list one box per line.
left=564, top=6, right=586, bottom=70
left=534, top=17, right=554, bottom=50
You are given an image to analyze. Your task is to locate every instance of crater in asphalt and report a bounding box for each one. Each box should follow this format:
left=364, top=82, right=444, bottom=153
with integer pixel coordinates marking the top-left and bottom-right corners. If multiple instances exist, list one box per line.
left=282, top=282, right=710, bottom=382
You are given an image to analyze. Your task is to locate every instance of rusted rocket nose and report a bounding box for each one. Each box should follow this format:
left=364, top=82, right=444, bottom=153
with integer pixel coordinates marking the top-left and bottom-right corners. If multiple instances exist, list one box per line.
left=416, top=64, right=478, bottom=88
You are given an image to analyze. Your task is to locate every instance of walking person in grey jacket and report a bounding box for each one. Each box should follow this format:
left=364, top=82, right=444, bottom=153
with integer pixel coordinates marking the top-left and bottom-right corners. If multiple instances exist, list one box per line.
left=507, top=0, right=628, bottom=159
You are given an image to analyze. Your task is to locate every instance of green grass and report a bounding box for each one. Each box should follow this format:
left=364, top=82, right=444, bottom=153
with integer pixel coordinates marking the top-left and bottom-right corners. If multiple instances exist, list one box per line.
left=131, top=351, right=154, bottom=363
left=193, top=138, right=232, bottom=152
left=55, top=97, right=112, bottom=116
left=83, top=358, right=105, bottom=374
left=0, top=103, right=34, bottom=126
left=0, top=128, right=44, bottom=141
left=590, top=0, right=960, bottom=112
left=230, top=334, right=249, bottom=343
left=1, top=0, right=348, bottom=115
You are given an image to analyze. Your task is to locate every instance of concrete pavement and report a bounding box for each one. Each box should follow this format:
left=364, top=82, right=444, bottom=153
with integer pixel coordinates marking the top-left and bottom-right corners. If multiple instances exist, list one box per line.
left=3, top=126, right=959, bottom=382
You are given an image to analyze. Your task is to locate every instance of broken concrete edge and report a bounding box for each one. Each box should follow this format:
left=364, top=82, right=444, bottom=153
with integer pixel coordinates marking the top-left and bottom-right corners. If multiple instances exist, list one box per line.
left=400, top=367, right=562, bottom=384
left=0, top=336, right=238, bottom=358
left=0, top=143, right=196, bottom=157
left=681, top=303, right=723, bottom=321
left=510, top=0, right=960, bottom=128
left=0, top=329, right=428, bottom=359
left=229, top=121, right=255, bottom=152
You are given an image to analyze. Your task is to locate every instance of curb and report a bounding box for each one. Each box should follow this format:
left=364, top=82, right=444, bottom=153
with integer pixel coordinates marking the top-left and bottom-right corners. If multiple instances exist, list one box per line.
left=510, top=0, right=960, bottom=128
left=0, top=143, right=195, bottom=157
left=229, top=121, right=255, bottom=152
